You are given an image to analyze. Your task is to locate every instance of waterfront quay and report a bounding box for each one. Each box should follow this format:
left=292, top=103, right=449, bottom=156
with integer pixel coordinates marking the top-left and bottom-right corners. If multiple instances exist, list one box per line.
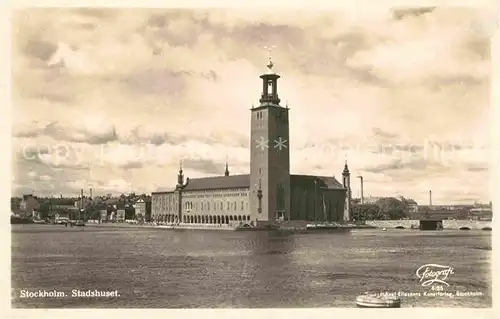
left=84, top=220, right=376, bottom=232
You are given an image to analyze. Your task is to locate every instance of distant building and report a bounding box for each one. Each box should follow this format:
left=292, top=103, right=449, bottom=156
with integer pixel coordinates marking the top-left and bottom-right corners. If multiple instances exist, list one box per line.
left=53, top=212, right=70, bottom=224
left=414, top=209, right=469, bottom=220
left=406, top=199, right=418, bottom=213
left=99, top=210, right=107, bottom=222
left=469, top=208, right=492, bottom=221
left=19, top=194, right=40, bottom=218
left=116, top=209, right=125, bottom=222
left=135, top=198, right=151, bottom=221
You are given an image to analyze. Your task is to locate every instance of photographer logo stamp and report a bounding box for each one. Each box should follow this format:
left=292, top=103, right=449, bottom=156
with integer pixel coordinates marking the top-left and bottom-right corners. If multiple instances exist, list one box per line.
left=416, top=263, right=455, bottom=287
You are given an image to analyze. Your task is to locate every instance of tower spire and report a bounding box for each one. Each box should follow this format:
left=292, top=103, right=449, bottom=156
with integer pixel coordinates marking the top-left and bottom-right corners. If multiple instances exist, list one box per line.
left=259, top=46, right=281, bottom=105
left=224, top=156, right=230, bottom=176
left=177, top=160, right=184, bottom=186
left=343, top=153, right=350, bottom=173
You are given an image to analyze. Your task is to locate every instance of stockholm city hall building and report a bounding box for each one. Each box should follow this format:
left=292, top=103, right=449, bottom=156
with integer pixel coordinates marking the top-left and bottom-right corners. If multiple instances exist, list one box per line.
left=151, top=56, right=351, bottom=226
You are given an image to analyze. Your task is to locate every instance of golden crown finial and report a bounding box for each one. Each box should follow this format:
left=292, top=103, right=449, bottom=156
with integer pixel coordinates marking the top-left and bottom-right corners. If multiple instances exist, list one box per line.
left=263, top=45, right=276, bottom=71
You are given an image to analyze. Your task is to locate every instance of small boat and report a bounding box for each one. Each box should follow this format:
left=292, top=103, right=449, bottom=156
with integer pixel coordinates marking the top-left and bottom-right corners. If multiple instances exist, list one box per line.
left=356, top=293, right=401, bottom=308
left=382, top=228, right=387, bottom=231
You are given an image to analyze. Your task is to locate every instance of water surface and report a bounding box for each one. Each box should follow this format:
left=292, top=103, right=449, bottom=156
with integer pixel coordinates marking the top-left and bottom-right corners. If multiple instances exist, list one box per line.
left=11, top=225, right=492, bottom=308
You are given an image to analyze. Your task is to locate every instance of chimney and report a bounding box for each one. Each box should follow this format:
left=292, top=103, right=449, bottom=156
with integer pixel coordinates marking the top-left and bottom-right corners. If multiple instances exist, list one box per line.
left=357, top=176, right=364, bottom=204
left=429, top=190, right=432, bottom=208
left=90, top=188, right=93, bottom=199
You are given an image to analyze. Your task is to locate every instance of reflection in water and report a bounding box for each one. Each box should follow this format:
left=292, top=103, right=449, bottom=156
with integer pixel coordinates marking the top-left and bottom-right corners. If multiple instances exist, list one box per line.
left=11, top=225, right=492, bottom=308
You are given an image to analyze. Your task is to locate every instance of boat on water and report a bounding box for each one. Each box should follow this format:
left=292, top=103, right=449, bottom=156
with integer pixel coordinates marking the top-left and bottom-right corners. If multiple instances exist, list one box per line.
left=33, top=219, right=47, bottom=224
left=355, top=293, right=401, bottom=308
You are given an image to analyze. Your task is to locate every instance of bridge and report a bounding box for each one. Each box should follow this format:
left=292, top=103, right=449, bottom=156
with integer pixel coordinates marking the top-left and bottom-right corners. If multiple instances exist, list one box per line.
left=365, top=220, right=491, bottom=230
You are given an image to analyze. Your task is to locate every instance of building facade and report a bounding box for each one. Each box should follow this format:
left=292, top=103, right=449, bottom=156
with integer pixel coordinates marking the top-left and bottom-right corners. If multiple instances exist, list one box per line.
left=151, top=57, right=350, bottom=225
left=135, top=199, right=145, bottom=219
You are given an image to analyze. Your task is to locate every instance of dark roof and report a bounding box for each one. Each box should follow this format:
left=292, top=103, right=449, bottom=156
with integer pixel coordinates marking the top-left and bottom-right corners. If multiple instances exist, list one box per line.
left=178, top=174, right=345, bottom=191
left=290, top=174, right=345, bottom=190
left=152, top=190, right=175, bottom=194
left=182, top=174, right=250, bottom=191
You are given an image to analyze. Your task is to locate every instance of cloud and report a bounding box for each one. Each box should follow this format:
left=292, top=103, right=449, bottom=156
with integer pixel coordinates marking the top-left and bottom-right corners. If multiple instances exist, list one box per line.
left=13, top=120, right=118, bottom=144
left=182, top=159, right=225, bottom=176
left=39, top=175, right=53, bottom=181
left=10, top=7, right=494, bottom=204
left=392, top=7, right=436, bottom=20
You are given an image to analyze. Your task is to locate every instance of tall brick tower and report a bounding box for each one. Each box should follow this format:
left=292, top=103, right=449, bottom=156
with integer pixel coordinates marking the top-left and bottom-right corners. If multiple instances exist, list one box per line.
left=249, top=51, right=290, bottom=223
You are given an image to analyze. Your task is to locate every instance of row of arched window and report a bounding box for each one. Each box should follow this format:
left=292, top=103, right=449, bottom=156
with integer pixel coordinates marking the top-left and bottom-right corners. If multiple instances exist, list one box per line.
left=154, top=214, right=251, bottom=224
left=184, top=201, right=248, bottom=212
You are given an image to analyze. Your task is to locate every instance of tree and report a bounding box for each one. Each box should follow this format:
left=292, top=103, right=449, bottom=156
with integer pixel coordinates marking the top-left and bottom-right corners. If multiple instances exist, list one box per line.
left=352, top=204, right=380, bottom=221
left=374, top=197, right=408, bottom=220
left=106, top=205, right=115, bottom=219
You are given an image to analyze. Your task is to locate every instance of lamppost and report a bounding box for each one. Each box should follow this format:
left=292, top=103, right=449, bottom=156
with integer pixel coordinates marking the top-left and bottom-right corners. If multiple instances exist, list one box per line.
left=257, top=175, right=263, bottom=216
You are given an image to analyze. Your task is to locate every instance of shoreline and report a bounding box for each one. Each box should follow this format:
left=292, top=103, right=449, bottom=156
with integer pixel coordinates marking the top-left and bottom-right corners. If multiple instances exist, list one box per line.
left=14, top=222, right=492, bottom=232
left=77, top=222, right=377, bottom=231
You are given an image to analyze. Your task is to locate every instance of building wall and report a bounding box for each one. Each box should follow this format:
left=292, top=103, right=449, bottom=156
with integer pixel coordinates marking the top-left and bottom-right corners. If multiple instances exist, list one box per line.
left=250, top=106, right=291, bottom=222
left=116, top=209, right=126, bottom=222
left=290, top=184, right=345, bottom=221
left=135, top=201, right=146, bottom=219
left=181, top=188, right=251, bottom=223
left=151, top=191, right=179, bottom=222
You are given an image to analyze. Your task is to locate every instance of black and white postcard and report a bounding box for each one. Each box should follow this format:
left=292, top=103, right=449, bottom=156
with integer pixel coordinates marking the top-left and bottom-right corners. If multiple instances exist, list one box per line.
left=7, top=1, right=498, bottom=317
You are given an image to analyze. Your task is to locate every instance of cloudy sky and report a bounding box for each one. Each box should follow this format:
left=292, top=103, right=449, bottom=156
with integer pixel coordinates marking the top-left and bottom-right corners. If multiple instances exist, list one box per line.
left=10, top=6, right=497, bottom=204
